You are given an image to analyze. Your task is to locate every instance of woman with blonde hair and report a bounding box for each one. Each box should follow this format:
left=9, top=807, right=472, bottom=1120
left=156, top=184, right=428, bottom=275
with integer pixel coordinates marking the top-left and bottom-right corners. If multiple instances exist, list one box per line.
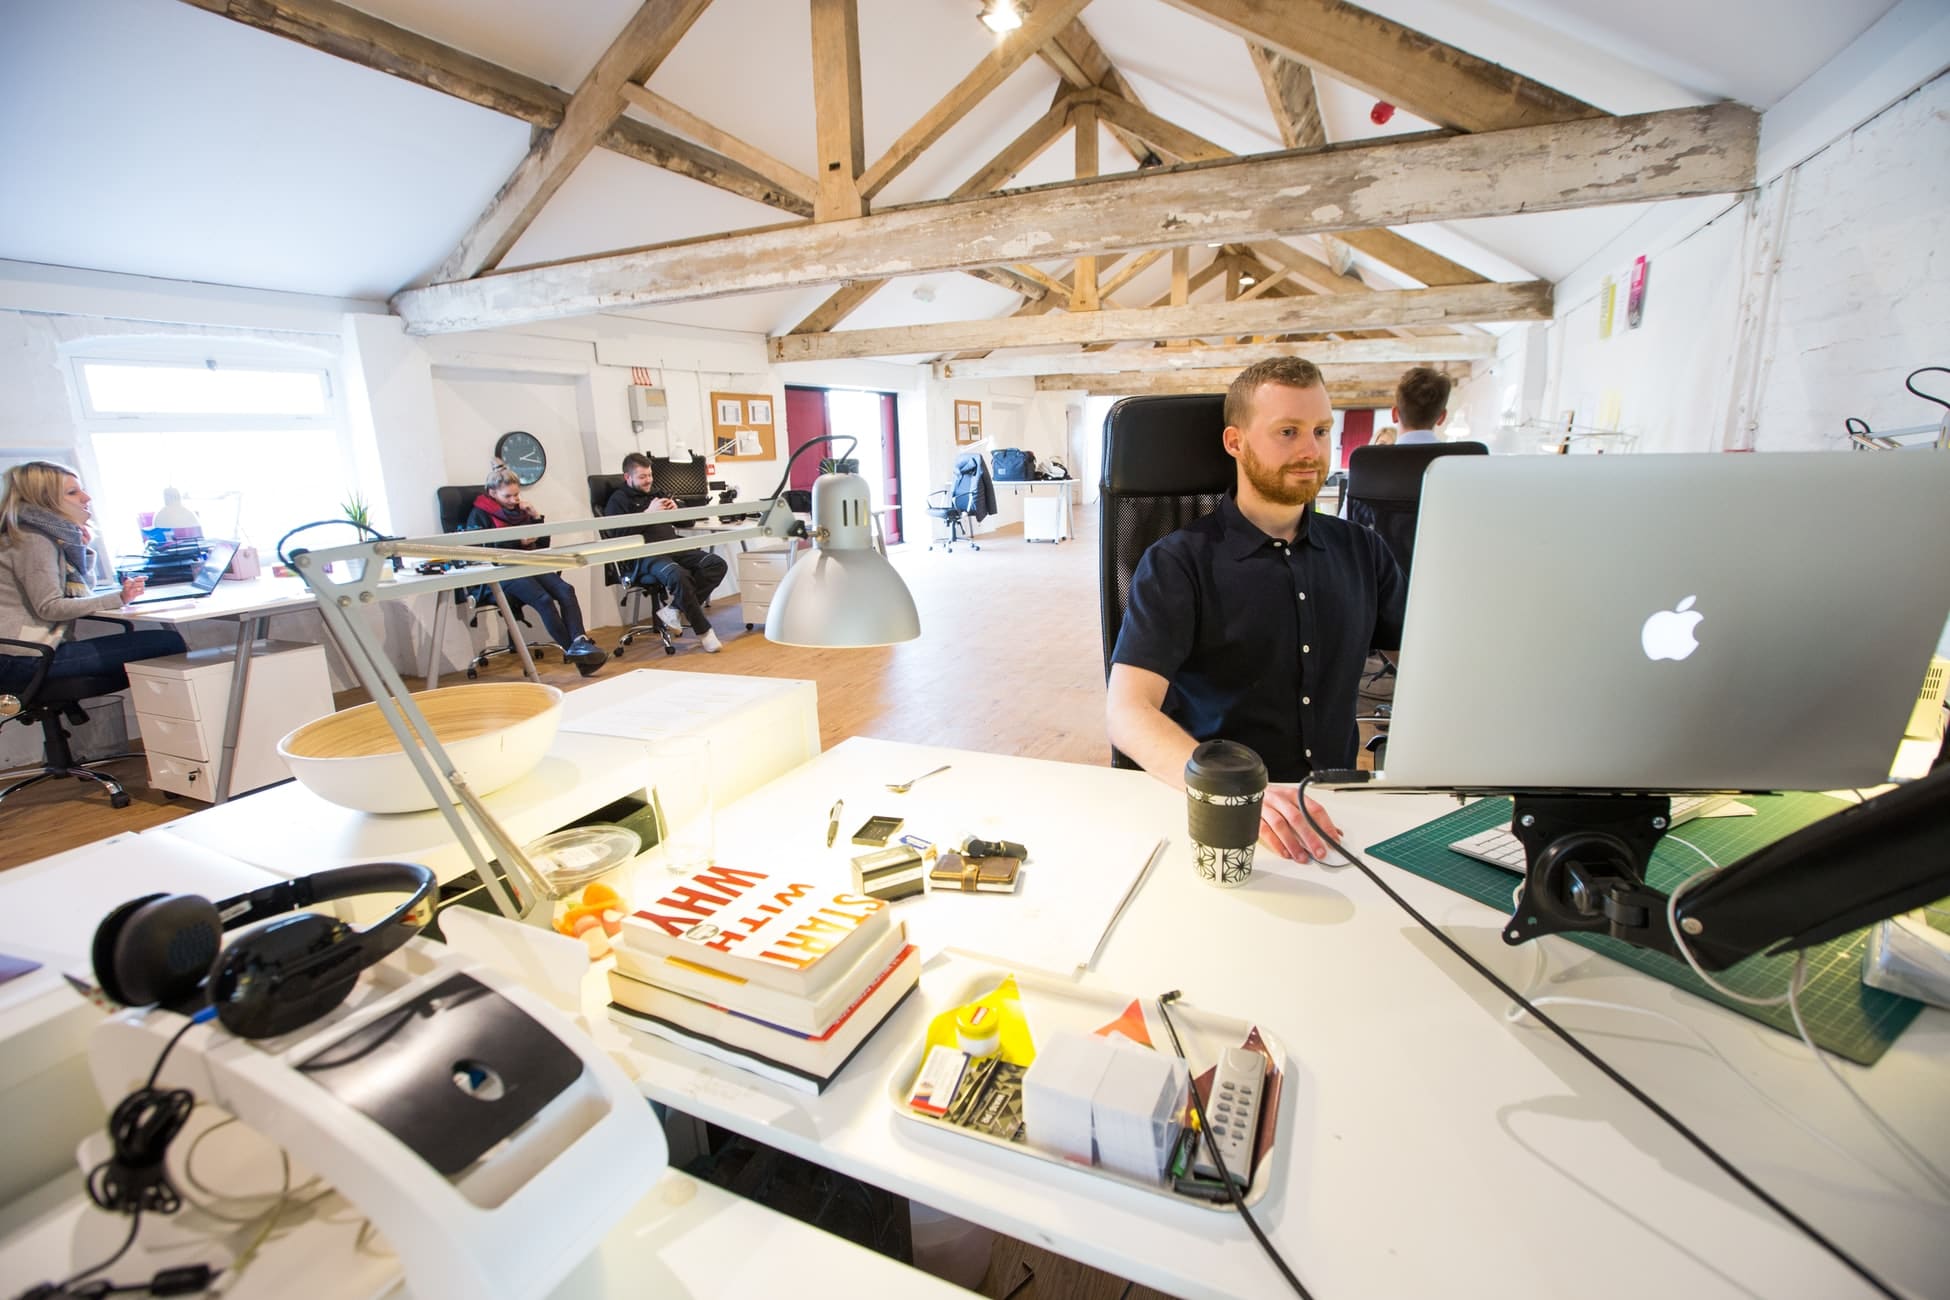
left=1, top=460, right=186, bottom=696
left=464, top=463, right=603, bottom=673
left=1372, top=426, right=1400, bottom=447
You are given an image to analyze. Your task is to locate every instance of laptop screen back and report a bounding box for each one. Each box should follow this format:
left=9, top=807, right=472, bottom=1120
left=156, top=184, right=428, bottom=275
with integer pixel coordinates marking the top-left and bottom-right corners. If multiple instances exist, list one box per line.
left=1380, top=453, right=1950, bottom=792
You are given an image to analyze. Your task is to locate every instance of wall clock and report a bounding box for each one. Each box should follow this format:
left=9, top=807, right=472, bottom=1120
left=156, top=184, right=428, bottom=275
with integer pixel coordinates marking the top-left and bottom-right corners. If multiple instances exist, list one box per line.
left=494, top=430, right=547, bottom=485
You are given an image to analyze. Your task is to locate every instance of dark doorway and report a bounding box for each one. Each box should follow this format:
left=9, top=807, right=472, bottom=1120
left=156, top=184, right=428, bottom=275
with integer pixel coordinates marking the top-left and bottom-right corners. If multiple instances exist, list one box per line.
left=783, top=386, right=903, bottom=544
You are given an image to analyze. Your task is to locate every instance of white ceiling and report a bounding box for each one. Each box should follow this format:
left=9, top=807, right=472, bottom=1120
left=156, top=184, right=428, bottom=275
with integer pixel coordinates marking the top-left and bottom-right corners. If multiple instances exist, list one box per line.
left=0, top=0, right=1905, bottom=333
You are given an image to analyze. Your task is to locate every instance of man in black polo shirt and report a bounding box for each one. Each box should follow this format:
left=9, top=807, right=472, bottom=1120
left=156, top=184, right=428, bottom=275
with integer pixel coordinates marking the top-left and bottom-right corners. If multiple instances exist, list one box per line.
left=1106, top=357, right=1407, bottom=862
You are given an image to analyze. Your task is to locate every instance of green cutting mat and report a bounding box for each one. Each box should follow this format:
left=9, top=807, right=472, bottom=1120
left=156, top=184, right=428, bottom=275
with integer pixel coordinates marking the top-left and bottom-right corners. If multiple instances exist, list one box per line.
left=1367, top=794, right=1923, bottom=1065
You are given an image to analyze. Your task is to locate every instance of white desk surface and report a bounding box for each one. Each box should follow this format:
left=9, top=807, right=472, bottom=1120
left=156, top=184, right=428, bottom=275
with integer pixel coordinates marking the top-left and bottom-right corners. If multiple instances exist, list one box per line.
left=0, top=1165, right=971, bottom=1300
left=120, top=569, right=456, bottom=626
left=585, top=736, right=1950, bottom=1300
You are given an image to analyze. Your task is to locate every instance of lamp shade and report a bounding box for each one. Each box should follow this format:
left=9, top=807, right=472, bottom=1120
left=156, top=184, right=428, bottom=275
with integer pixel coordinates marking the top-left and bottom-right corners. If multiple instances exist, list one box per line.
left=764, top=472, right=920, bottom=647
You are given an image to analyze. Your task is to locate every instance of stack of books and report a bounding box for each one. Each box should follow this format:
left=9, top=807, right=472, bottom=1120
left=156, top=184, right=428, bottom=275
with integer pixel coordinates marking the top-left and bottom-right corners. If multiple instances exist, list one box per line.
left=606, top=865, right=919, bottom=1094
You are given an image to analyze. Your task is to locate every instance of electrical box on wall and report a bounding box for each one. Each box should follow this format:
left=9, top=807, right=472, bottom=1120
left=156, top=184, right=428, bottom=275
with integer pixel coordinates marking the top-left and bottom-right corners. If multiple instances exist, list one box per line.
left=628, top=385, right=668, bottom=436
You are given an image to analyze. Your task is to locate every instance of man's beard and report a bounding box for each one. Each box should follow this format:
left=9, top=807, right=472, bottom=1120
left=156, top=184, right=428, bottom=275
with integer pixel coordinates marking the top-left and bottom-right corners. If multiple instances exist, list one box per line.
left=1240, top=439, right=1323, bottom=507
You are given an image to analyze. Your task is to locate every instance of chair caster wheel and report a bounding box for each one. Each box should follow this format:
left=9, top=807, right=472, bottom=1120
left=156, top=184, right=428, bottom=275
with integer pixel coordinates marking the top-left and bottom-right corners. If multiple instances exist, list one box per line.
left=664, top=645, right=677, bottom=656
left=611, top=647, right=625, bottom=659
left=111, top=792, right=131, bottom=809
left=745, top=623, right=754, bottom=631
left=466, top=668, right=478, bottom=680
left=162, top=791, right=178, bottom=802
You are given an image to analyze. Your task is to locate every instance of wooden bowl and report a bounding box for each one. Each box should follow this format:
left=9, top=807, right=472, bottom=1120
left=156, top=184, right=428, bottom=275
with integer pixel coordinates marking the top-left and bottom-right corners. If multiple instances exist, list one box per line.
left=278, top=682, right=564, bottom=814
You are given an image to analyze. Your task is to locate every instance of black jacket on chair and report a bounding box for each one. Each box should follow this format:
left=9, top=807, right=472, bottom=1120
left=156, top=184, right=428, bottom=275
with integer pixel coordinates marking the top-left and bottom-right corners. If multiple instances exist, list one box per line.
left=954, top=453, right=997, bottom=521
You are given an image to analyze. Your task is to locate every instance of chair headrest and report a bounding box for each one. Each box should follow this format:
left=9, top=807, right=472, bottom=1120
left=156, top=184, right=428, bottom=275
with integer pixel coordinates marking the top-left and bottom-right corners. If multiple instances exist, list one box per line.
left=588, top=473, right=626, bottom=513
left=1345, top=442, right=1488, bottom=503
left=1102, top=395, right=1235, bottom=496
left=434, top=485, right=479, bottom=533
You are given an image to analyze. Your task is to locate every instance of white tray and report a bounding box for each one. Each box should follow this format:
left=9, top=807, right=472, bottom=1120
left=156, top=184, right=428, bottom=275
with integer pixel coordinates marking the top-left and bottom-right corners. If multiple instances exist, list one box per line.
left=886, top=966, right=1288, bottom=1211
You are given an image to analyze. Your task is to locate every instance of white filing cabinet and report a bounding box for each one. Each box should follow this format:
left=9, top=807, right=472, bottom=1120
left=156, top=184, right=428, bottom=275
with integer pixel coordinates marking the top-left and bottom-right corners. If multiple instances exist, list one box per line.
left=124, top=641, right=333, bottom=800
left=735, top=544, right=796, bottom=630
left=1018, top=481, right=1077, bottom=543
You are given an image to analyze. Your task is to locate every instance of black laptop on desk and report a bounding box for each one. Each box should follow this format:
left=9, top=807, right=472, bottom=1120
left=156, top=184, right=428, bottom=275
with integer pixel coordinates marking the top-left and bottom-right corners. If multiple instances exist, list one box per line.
left=124, top=540, right=239, bottom=604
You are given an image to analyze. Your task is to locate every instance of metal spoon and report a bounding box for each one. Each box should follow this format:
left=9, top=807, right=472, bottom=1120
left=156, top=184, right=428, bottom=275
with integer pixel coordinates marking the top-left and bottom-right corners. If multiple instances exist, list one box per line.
left=885, top=764, right=951, bottom=793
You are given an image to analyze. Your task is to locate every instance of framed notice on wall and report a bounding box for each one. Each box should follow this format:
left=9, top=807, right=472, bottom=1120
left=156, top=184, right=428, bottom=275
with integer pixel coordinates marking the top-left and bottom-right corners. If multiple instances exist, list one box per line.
left=954, top=399, right=982, bottom=445
left=709, top=390, right=776, bottom=461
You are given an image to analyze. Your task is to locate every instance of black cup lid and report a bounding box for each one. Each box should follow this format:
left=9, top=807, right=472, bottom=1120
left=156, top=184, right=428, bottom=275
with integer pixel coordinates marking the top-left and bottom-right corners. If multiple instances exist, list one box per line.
left=1184, top=740, right=1268, bottom=798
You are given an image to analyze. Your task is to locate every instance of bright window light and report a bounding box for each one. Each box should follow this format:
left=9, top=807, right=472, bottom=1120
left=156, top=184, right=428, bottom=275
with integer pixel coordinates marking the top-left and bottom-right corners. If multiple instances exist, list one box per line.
left=80, top=361, right=328, bottom=417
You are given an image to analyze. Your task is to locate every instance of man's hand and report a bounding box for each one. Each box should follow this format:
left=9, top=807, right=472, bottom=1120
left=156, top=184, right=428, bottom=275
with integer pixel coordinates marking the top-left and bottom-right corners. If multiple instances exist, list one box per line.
left=645, top=496, right=675, bottom=513
left=1258, top=784, right=1342, bottom=863
left=119, top=575, right=146, bottom=603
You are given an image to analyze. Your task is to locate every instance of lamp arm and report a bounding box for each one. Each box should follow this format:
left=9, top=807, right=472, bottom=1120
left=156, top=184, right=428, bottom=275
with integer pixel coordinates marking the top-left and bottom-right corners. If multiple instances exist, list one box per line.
left=1674, top=764, right=1950, bottom=968
left=765, top=434, right=860, bottom=504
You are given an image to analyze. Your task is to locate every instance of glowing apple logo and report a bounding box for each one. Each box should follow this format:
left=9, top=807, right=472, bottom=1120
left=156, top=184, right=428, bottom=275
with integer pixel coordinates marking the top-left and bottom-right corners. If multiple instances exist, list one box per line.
left=1641, top=595, right=1704, bottom=662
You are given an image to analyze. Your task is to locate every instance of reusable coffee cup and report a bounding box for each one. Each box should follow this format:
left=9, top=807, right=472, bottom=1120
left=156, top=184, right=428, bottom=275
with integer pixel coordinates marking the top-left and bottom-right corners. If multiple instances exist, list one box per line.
left=1184, top=740, right=1268, bottom=887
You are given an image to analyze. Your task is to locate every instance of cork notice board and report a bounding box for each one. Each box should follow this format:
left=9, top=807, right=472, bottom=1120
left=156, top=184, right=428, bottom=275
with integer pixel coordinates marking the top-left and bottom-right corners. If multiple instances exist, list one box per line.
left=709, top=391, right=776, bottom=461
left=954, top=399, right=983, bottom=445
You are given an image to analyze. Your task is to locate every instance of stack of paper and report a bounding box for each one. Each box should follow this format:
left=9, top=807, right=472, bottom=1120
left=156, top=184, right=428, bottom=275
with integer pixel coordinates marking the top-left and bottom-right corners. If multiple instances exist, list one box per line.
left=1023, top=1032, right=1115, bottom=1165
left=1091, top=1040, right=1189, bottom=1184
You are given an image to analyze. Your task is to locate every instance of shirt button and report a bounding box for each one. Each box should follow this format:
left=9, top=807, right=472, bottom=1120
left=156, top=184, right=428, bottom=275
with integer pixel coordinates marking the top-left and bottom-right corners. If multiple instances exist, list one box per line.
left=1302, top=696, right=1311, bottom=705
left=1305, top=748, right=1313, bottom=758
left=1298, top=592, right=1307, bottom=601
left=1302, top=644, right=1311, bottom=654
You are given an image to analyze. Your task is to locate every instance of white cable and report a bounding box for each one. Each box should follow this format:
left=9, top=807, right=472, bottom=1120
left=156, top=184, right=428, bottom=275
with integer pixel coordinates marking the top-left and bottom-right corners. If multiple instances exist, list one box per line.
left=1662, top=836, right=1792, bottom=1007
left=1789, top=954, right=1950, bottom=1201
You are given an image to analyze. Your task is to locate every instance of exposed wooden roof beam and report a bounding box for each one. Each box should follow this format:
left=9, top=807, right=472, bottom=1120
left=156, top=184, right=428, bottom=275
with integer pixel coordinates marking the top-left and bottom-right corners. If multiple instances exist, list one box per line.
left=772, top=282, right=1550, bottom=362
left=394, top=105, right=1752, bottom=334
left=1072, top=100, right=1101, bottom=311
left=1334, top=228, right=1484, bottom=287
left=177, top=0, right=811, bottom=218
left=1084, top=88, right=1230, bottom=163
left=1159, top=0, right=1598, bottom=132
left=786, top=95, right=1076, bottom=333
left=1096, top=249, right=1166, bottom=304
left=620, top=83, right=816, bottom=207
left=938, top=334, right=1492, bottom=380
left=433, top=0, right=714, bottom=282
left=1035, top=367, right=1453, bottom=400
left=857, top=0, right=1094, bottom=201
left=1247, top=44, right=1325, bottom=149
left=809, top=0, right=867, bottom=220
left=1036, top=19, right=1167, bottom=165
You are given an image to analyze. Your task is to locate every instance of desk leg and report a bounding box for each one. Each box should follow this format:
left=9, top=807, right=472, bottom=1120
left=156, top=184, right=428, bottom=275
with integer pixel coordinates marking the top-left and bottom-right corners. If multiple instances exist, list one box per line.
left=212, top=615, right=266, bottom=804
left=425, top=594, right=447, bottom=691
left=487, top=583, right=541, bottom=683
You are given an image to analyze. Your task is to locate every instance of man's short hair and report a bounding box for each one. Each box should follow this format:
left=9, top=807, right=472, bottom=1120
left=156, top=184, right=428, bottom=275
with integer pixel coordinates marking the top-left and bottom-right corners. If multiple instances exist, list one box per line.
left=621, top=451, right=652, bottom=474
left=1395, top=366, right=1454, bottom=431
left=1225, top=357, right=1325, bottom=429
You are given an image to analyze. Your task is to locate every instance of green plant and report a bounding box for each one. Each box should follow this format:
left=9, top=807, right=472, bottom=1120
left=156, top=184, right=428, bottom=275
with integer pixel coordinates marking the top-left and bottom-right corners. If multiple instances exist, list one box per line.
left=341, top=491, right=371, bottom=530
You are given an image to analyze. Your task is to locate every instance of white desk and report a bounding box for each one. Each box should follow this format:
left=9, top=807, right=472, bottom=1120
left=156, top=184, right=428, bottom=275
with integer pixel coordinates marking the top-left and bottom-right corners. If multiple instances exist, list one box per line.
left=0, top=1165, right=970, bottom=1300
left=127, top=571, right=467, bottom=802
left=585, top=737, right=1950, bottom=1300
left=161, top=670, right=820, bottom=919
left=996, top=479, right=1077, bottom=542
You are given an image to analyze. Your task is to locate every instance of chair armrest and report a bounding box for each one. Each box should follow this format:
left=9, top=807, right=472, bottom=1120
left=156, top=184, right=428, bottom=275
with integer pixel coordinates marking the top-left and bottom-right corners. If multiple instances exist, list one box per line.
left=0, top=636, right=57, bottom=703
left=78, top=614, right=135, bottom=633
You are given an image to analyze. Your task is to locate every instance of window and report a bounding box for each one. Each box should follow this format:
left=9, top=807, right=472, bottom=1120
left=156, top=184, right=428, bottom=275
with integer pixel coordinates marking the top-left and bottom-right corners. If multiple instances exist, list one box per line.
left=68, top=351, right=355, bottom=564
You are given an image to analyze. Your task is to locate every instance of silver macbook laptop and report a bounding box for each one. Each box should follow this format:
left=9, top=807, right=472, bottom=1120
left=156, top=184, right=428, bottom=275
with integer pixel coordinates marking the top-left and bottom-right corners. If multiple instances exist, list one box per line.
left=127, top=540, right=239, bottom=604
left=1373, top=453, right=1950, bottom=792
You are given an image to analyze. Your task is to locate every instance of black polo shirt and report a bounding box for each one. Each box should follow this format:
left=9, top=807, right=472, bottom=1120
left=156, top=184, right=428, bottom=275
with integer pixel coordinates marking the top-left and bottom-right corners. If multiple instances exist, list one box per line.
left=1112, top=494, right=1407, bottom=781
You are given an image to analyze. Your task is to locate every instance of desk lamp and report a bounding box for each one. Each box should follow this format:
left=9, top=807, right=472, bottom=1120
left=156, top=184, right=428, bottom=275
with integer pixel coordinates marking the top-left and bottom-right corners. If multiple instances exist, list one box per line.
left=286, top=434, right=916, bottom=921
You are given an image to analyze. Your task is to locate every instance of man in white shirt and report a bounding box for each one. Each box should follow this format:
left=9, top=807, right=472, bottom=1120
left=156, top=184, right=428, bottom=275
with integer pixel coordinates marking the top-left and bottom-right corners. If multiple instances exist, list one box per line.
left=1390, top=366, right=1452, bottom=445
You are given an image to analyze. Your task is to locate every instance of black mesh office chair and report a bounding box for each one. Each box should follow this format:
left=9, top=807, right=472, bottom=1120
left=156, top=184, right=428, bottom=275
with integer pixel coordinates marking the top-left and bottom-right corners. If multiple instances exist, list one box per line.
left=1342, top=440, right=1489, bottom=753
left=588, top=473, right=677, bottom=658
left=927, top=453, right=988, bottom=551
left=1098, top=394, right=1239, bottom=770
left=0, top=617, right=142, bottom=809
left=431, top=485, right=551, bottom=679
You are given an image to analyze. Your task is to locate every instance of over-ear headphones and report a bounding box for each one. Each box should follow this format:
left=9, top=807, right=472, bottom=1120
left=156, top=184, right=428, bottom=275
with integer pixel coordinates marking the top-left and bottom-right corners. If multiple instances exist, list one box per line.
left=91, top=862, right=436, bottom=1039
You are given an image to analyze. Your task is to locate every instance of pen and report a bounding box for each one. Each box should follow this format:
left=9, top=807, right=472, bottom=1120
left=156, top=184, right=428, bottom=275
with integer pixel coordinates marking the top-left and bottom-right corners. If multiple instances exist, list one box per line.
left=827, top=799, right=844, bottom=848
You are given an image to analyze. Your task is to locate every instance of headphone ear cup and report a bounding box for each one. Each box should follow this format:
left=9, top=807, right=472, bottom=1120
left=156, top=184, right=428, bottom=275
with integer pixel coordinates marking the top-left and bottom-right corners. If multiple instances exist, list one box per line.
left=210, top=912, right=359, bottom=1040
left=95, top=894, right=225, bottom=1011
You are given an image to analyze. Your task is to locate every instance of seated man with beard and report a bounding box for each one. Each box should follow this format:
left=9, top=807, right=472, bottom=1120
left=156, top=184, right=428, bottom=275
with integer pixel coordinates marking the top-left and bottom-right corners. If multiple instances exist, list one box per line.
left=1105, top=357, right=1407, bottom=863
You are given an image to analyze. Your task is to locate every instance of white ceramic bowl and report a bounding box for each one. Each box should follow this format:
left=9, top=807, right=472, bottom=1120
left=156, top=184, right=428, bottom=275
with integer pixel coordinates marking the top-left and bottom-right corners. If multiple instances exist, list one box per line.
left=278, top=682, right=564, bottom=814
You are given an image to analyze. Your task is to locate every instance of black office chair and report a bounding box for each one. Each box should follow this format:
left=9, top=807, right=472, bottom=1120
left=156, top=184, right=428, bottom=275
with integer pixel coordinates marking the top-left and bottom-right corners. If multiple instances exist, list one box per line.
left=431, top=485, right=552, bottom=678
left=0, top=617, right=143, bottom=809
left=1342, top=441, right=1489, bottom=754
left=927, top=453, right=987, bottom=552
left=1098, top=394, right=1239, bottom=770
left=587, top=473, right=677, bottom=658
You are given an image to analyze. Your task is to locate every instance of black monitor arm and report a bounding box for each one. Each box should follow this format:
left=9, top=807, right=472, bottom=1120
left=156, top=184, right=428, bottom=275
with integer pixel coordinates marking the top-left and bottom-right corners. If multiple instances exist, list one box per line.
left=1502, top=765, right=1950, bottom=971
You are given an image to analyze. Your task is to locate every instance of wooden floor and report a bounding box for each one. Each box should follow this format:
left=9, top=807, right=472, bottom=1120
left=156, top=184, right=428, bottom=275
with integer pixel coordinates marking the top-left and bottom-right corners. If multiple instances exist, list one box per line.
left=3, top=518, right=1113, bottom=868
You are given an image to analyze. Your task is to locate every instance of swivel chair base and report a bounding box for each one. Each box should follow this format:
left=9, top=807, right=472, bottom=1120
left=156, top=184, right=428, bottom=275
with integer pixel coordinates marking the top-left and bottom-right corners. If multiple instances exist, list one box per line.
left=0, top=751, right=140, bottom=810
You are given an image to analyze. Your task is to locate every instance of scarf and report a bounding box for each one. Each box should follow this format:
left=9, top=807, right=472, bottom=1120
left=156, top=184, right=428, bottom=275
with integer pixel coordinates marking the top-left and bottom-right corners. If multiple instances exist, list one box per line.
left=15, top=505, right=94, bottom=596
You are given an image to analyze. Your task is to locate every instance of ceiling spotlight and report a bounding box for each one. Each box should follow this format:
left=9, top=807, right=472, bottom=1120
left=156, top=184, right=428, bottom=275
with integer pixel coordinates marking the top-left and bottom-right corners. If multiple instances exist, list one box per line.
left=980, top=1, right=1023, bottom=33
left=1238, top=273, right=1257, bottom=288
